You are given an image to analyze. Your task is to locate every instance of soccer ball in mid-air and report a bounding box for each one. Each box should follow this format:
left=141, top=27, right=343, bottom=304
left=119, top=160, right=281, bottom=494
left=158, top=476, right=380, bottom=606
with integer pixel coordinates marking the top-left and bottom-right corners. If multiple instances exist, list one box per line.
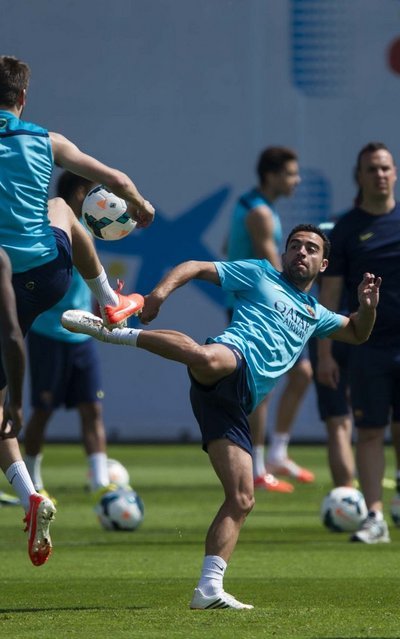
left=321, top=486, right=368, bottom=532
left=107, top=458, right=130, bottom=487
left=81, top=185, right=136, bottom=241
left=390, top=494, right=400, bottom=527
left=95, top=486, right=144, bottom=531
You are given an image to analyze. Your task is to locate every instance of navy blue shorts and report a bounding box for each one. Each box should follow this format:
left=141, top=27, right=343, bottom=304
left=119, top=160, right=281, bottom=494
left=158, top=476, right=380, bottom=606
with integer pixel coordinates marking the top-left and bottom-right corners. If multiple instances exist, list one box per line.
left=188, top=345, right=253, bottom=455
left=308, top=338, right=351, bottom=420
left=28, top=332, right=103, bottom=410
left=349, top=343, right=400, bottom=428
left=0, top=228, right=73, bottom=389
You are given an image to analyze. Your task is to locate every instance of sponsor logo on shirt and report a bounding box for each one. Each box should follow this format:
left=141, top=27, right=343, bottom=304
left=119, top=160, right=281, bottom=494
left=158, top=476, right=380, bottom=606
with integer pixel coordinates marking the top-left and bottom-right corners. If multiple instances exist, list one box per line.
left=359, top=232, right=374, bottom=242
left=274, top=300, right=313, bottom=339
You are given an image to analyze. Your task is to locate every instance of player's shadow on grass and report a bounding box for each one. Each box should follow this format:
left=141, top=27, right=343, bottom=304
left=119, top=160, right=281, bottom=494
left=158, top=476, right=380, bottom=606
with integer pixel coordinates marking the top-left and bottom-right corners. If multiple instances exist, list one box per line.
left=0, top=605, right=150, bottom=613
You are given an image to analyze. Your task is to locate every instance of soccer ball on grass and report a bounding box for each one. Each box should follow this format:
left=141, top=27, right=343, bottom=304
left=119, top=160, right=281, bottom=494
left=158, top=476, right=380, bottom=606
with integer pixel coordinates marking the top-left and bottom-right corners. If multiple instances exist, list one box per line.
left=390, top=494, right=400, bottom=527
left=321, top=486, right=368, bottom=532
left=95, top=486, right=144, bottom=531
left=82, top=185, right=136, bottom=241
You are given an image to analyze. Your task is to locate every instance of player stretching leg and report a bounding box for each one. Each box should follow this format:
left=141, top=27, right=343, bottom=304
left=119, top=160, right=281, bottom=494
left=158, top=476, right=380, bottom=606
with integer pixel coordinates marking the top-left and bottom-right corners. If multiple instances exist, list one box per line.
left=63, top=225, right=380, bottom=608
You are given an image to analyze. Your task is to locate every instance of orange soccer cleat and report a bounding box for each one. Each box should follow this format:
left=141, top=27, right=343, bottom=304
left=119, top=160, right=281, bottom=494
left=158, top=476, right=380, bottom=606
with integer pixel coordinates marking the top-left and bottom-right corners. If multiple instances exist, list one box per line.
left=254, top=473, right=294, bottom=493
left=101, top=280, right=144, bottom=329
left=24, top=494, right=56, bottom=566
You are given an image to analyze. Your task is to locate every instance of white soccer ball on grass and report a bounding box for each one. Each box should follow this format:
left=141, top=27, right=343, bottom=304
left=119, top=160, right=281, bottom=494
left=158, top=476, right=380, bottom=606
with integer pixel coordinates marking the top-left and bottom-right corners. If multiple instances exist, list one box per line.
left=95, top=486, right=144, bottom=531
left=321, top=486, right=368, bottom=532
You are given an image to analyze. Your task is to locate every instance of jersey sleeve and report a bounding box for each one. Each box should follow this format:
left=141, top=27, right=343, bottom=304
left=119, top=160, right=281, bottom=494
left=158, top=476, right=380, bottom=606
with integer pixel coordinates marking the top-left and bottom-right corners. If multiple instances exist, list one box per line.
left=214, top=259, right=266, bottom=292
left=313, top=305, right=346, bottom=338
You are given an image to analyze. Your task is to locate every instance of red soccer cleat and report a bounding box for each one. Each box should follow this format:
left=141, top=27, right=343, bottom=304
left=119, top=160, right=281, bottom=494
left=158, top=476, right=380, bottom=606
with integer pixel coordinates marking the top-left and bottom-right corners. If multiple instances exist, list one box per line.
left=24, top=494, right=56, bottom=566
left=266, top=459, right=315, bottom=483
left=102, top=280, right=144, bottom=329
left=254, top=473, right=294, bottom=493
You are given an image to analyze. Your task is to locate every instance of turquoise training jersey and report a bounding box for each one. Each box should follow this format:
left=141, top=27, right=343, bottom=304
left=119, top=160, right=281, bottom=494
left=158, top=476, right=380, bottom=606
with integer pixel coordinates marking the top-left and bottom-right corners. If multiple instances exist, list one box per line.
left=227, top=188, right=282, bottom=261
left=225, top=188, right=282, bottom=310
left=30, top=266, right=92, bottom=343
left=211, top=259, right=345, bottom=411
left=0, top=110, right=56, bottom=273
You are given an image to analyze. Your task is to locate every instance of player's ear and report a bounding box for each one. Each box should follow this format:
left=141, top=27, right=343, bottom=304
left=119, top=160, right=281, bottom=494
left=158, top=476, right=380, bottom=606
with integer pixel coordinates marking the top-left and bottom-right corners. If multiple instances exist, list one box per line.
left=319, top=258, right=328, bottom=273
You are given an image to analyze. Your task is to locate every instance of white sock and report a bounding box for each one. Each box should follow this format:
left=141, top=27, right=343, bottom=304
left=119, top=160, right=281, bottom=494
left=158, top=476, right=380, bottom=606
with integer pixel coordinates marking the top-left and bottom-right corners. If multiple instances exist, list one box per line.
left=85, top=267, right=118, bottom=306
left=24, top=454, right=44, bottom=491
left=267, top=433, right=290, bottom=463
left=197, top=555, right=227, bottom=596
left=253, top=445, right=266, bottom=477
left=5, top=461, right=36, bottom=511
left=88, top=452, right=109, bottom=491
left=104, top=327, right=142, bottom=346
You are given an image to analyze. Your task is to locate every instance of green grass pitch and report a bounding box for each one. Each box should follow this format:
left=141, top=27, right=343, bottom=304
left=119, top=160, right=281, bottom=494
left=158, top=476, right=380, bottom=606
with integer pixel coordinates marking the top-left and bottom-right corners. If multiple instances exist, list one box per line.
left=0, top=444, right=398, bottom=638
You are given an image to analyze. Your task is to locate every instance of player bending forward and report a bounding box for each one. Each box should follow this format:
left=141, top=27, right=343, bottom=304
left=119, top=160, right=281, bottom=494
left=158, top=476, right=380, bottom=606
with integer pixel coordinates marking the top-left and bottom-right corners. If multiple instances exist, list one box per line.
left=62, top=224, right=380, bottom=610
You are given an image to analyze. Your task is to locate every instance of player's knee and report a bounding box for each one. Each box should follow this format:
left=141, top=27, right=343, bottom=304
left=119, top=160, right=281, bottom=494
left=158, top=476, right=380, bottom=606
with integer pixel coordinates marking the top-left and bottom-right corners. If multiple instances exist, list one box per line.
left=231, top=490, right=255, bottom=518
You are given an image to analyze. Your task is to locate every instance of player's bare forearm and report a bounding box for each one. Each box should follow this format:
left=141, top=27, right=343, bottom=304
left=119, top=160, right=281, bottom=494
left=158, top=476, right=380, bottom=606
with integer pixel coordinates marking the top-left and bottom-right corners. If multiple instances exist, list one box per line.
left=141, top=261, right=219, bottom=324
left=50, top=132, right=155, bottom=225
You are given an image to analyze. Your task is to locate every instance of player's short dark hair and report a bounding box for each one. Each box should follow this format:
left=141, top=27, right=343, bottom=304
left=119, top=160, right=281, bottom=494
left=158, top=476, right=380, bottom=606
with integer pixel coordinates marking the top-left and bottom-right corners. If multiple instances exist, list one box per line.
left=0, top=56, right=30, bottom=107
left=355, top=142, right=391, bottom=174
left=56, top=171, right=92, bottom=203
left=256, top=146, right=298, bottom=184
left=285, top=223, right=331, bottom=259
left=353, top=142, right=393, bottom=206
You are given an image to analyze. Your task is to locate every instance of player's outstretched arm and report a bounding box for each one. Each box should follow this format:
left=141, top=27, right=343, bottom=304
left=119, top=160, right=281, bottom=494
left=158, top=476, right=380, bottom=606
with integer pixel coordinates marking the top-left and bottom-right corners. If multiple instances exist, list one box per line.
left=141, top=261, right=220, bottom=324
left=0, top=249, right=25, bottom=438
left=327, top=272, right=381, bottom=345
left=49, top=132, right=155, bottom=228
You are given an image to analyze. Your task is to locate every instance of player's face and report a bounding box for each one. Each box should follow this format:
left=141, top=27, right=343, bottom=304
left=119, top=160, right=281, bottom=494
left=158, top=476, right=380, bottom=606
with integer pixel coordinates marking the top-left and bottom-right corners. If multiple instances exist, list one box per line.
left=270, top=160, right=301, bottom=197
left=357, top=150, right=397, bottom=201
left=282, top=231, right=328, bottom=290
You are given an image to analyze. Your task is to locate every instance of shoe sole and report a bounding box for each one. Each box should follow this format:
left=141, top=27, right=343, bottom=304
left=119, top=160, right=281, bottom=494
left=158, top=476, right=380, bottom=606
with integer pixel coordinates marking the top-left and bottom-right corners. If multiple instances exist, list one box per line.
left=350, top=535, right=390, bottom=544
left=29, top=499, right=56, bottom=566
left=190, top=592, right=253, bottom=610
left=61, top=311, right=104, bottom=336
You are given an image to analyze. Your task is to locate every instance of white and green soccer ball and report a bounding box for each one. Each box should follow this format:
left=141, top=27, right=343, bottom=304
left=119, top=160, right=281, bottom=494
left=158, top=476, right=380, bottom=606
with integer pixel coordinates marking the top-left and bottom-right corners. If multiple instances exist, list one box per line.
left=82, top=185, right=136, bottom=241
left=95, top=486, right=144, bottom=531
left=321, top=486, right=368, bottom=532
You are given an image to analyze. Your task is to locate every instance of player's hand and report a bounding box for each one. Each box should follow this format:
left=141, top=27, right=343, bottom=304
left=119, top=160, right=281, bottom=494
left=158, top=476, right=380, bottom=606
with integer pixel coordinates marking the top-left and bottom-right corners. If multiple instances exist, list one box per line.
left=128, top=200, right=155, bottom=229
left=0, top=402, right=23, bottom=439
left=140, top=292, right=163, bottom=324
left=316, top=353, right=340, bottom=389
left=358, top=272, right=381, bottom=309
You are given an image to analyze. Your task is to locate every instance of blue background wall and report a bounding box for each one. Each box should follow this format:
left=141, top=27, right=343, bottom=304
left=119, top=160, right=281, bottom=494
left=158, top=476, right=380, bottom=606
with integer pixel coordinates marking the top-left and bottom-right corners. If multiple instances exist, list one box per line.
left=4, top=0, right=400, bottom=441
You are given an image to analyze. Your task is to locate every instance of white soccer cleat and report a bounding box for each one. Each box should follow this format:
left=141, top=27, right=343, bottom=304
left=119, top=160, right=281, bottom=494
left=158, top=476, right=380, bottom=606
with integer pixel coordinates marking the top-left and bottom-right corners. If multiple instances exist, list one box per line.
left=350, top=512, right=390, bottom=544
left=189, top=588, right=254, bottom=610
left=61, top=310, right=109, bottom=340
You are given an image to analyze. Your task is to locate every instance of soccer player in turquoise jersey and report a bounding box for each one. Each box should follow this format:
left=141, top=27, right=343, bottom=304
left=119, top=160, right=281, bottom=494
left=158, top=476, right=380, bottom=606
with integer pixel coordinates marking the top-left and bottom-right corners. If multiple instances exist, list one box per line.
left=0, top=55, right=154, bottom=566
left=226, top=147, right=314, bottom=491
left=63, top=224, right=381, bottom=610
